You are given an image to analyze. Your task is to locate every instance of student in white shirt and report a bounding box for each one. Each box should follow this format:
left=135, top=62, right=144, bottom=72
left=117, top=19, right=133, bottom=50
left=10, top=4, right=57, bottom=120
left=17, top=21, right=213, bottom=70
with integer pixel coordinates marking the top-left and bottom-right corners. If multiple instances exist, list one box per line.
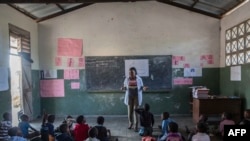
left=192, top=122, right=210, bottom=141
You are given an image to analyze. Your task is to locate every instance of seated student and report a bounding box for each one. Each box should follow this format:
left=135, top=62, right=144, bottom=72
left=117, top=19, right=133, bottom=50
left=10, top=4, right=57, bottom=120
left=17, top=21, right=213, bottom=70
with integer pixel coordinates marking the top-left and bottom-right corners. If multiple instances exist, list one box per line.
left=187, top=114, right=208, bottom=141
left=56, top=123, right=74, bottom=141
left=18, top=114, right=40, bottom=140
left=8, top=127, right=26, bottom=141
left=0, top=112, right=12, bottom=141
left=158, top=112, right=174, bottom=141
left=219, top=112, right=235, bottom=137
left=141, top=130, right=156, bottom=141
left=45, top=114, right=56, bottom=141
left=191, top=122, right=210, bottom=141
left=55, top=115, right=75, bottom=137
left=166, top=122, right=183, bottom=141
left=86, top=127, right=100, bottom=141
left=239, top=109, right=250, bottom=125
left=94, top=116, right=111, bottom=141
left=135, top=103, right=154, bottom=136
left=74, top=115, right=90, bottom=141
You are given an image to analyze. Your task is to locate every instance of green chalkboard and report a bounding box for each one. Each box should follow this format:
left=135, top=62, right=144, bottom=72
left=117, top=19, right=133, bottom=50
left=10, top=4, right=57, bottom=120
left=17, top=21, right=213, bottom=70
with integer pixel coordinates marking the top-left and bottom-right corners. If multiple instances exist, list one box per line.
left=85, top=55, right=172, bottom=92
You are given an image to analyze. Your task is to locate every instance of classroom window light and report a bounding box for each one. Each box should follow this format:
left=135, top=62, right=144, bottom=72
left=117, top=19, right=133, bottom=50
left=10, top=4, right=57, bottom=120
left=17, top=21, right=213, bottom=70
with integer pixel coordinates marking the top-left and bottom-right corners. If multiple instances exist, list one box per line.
left=226, top=55, right=231, bottom=66
left=246, top=51, right=250, bottom=63
left=246, top=35, right=250, bottom=48
left=232, top=27, right=237, bottom=39
left=226, top=43, right=231, bottom=53
left=238, top=38, right=244, bottom=50
left=225, top=18, right=250, bottom=66
left=247, top=20, right=250, bottom=33
left=232, top=54, right=237, bottom=65
left=238, top=53, right=244, bottom=64
left=226, top=30, right=231, bottom=40
left=231, top=41, right=237, bottom=52
left=238, top=23, right=245, bottom=36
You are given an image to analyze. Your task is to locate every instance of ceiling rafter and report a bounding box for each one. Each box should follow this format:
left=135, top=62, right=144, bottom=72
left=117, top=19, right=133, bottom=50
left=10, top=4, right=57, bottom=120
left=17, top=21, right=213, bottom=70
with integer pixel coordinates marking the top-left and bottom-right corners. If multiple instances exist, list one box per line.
left=56, top=3, right=65, bottom=11
left=7, top=4, right=38, bottom=20
left=36, top=3, right=93, bottom=22
left=157, top=0, right=221, bottom=19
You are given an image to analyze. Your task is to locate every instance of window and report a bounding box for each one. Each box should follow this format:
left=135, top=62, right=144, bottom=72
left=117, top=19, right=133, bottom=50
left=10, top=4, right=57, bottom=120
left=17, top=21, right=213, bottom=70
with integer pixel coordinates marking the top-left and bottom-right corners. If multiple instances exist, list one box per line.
left=225, top=19, right=250, bottom=66
left=9, top=24, right=30, bottom=54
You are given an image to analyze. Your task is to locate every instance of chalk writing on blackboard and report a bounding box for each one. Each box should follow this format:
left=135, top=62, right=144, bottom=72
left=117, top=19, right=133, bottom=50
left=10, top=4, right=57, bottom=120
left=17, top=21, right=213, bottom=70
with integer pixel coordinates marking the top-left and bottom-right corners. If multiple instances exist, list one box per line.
left=85, top=55, right=172, bottom=91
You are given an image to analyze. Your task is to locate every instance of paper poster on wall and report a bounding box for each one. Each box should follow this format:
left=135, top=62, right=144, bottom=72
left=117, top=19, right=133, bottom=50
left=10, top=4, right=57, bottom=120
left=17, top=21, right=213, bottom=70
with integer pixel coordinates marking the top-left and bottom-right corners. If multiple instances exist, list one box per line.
left=40, top=79, right=64, bottom=97
left=41, top=70, right=57, bottom=79
left=67, top=58, right=74, bottom=67
left=173, top=78, right=193, bottom=85
left=57, top=38, right=83, bottom=57
left=200, top=54, right=214, bottom=65
left=71, top=82, right=80, bottom=89
left=231, top=66, right=241, bottom=81
left=172, top=56, right=185, bottom=66
left=125, top=59, right=149, bottom=77
left=184, top=68, right=202, bottom=77
left=55, top=57, right=62, bottom=66
left=0, top=67, right=9, bottom=91
left=64, top=69, right=79, bottom=80
left=78, top=57, right=85, bottom=67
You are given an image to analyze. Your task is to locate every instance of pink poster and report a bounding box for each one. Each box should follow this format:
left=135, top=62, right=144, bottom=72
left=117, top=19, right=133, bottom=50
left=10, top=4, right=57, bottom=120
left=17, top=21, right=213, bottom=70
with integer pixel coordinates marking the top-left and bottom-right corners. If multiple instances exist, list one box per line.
left=184, top=63, right=190, bottom=68
left=55, top=57, right=62, bottom=66
left=57, top=38, right=83, bottom=57
left=64, top=69, right=79, bottom=80
left=67, top=58, right=74, bottom=67
left=173, top=56, right=185, bottom=66
left=78, top=57, right=85, bottom=67
left=40, top=79, right=64, bottom=97
left=173, top=78, right=193, bottom=85
left=71, top=82, right=80, bottom=89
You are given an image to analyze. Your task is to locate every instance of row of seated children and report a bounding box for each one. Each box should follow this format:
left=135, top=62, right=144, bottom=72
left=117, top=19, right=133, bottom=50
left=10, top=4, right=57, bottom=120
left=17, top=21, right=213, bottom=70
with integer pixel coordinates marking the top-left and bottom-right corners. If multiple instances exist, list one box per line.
left=40, top=112, right=111, bottom=141
left=134, top=103, right=186, bottom=141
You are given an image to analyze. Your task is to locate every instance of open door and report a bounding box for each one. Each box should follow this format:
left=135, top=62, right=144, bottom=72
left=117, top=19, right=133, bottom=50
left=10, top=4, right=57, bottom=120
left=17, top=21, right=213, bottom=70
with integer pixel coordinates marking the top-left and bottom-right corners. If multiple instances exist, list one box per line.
left=9, top=24, right=33, bottom=122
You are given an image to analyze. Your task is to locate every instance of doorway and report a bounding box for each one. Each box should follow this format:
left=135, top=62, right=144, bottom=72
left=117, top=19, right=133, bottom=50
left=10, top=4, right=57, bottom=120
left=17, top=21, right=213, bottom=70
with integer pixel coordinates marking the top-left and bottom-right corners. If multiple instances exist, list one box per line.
left=9, top=35, right=22, bottom=126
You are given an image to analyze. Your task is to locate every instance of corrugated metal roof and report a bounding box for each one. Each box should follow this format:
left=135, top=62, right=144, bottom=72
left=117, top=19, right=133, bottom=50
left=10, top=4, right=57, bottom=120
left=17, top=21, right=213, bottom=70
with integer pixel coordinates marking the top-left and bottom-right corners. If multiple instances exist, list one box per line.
left=7, top=0, right=249, bottom=23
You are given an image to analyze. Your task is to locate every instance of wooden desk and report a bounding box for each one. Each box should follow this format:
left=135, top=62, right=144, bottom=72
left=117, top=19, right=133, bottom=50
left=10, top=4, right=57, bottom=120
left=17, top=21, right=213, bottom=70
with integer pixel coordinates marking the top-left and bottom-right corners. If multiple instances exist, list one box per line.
left=192, top=98, right=242, bottom=123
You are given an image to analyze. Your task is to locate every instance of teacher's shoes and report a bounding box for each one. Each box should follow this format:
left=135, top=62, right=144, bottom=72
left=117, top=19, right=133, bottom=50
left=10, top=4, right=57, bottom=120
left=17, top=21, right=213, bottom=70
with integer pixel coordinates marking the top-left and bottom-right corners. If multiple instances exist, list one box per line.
left=128, top=124, right=133, bottom=129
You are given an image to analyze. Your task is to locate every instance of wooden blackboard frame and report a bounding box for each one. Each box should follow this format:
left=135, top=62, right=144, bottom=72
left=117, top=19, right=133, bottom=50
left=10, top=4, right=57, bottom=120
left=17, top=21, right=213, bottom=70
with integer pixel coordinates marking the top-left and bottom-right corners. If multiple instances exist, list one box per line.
left=85, top=55, right=172, bottom=92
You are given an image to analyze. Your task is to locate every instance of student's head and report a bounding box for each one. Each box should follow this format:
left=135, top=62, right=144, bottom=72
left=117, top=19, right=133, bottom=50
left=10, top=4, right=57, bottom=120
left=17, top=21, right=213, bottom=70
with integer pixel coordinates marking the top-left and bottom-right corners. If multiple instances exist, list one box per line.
left=144, top=103, right=150, bottom=112
left=59, top=123, right=69, bottom=133
left=222, top=112, right=233, bottom=120
left=161, top=112, right=169, bottom=120
left=47, top=114, right=55, bottom=123
left=168, top=122, right=178, bottom=133
left=129, top=67, right=137, bottom=78
left=244, top=109, right=250, bottom=119
left=88, top=127, right=98, bottom=138
left=8, top=127, right=22, bottom=137
left=196, top=122, right=207, bottom=133
left=3, top=112, right=11, bottom=121
left=20, top=114, right=29, bottom=122
left=97, top=116, right=104, bottom=125
left=198, top=114, right=208, bottom=123
left=76, top=115, right=85, bottom=124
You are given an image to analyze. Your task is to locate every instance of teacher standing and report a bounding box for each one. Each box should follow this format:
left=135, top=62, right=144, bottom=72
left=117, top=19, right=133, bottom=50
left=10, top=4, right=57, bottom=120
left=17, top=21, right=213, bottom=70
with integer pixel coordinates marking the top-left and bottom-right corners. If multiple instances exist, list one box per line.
left=121, top=67, right=147, bottom=132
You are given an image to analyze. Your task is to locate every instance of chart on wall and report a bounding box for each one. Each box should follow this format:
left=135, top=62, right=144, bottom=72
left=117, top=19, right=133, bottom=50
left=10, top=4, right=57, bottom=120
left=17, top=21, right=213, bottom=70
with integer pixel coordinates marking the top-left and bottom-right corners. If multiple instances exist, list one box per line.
left=85, top=55, right=172, bottom=91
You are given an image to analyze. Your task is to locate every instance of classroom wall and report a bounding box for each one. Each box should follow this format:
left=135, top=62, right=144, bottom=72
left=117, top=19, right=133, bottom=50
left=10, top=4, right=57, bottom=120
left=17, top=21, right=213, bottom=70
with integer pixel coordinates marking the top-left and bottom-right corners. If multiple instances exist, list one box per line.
left=220, top=2, right=250, bottom=109
left=0, top=5, right=40, bottom=118
left=38, top=1, right=220, bottom=116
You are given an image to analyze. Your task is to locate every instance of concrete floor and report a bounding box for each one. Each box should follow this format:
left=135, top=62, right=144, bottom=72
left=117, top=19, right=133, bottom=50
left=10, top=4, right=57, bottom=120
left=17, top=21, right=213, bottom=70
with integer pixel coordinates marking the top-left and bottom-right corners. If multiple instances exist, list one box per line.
left=30, top=115, right=222, bottom=141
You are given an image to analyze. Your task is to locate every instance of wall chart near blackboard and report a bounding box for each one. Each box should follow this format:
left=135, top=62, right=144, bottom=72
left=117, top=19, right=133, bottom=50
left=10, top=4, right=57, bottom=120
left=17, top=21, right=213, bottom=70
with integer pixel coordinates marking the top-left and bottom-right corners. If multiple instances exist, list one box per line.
left=85, top=55, right=172, bottom=92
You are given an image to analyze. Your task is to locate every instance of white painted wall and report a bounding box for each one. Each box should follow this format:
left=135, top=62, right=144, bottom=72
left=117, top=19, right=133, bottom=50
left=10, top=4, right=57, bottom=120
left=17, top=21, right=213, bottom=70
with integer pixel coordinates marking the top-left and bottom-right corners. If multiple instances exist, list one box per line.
left=0, top=4, right=39, bottom=69
left=38, top=1, right=220, bottom=69
left=220, top=1, right=250, bottom=67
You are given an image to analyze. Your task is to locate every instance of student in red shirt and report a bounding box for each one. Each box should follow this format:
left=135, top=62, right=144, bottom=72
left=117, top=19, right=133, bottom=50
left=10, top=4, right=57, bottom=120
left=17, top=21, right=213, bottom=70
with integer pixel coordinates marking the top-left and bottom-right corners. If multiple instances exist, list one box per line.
left=74, top=115, right=90, bottom=141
